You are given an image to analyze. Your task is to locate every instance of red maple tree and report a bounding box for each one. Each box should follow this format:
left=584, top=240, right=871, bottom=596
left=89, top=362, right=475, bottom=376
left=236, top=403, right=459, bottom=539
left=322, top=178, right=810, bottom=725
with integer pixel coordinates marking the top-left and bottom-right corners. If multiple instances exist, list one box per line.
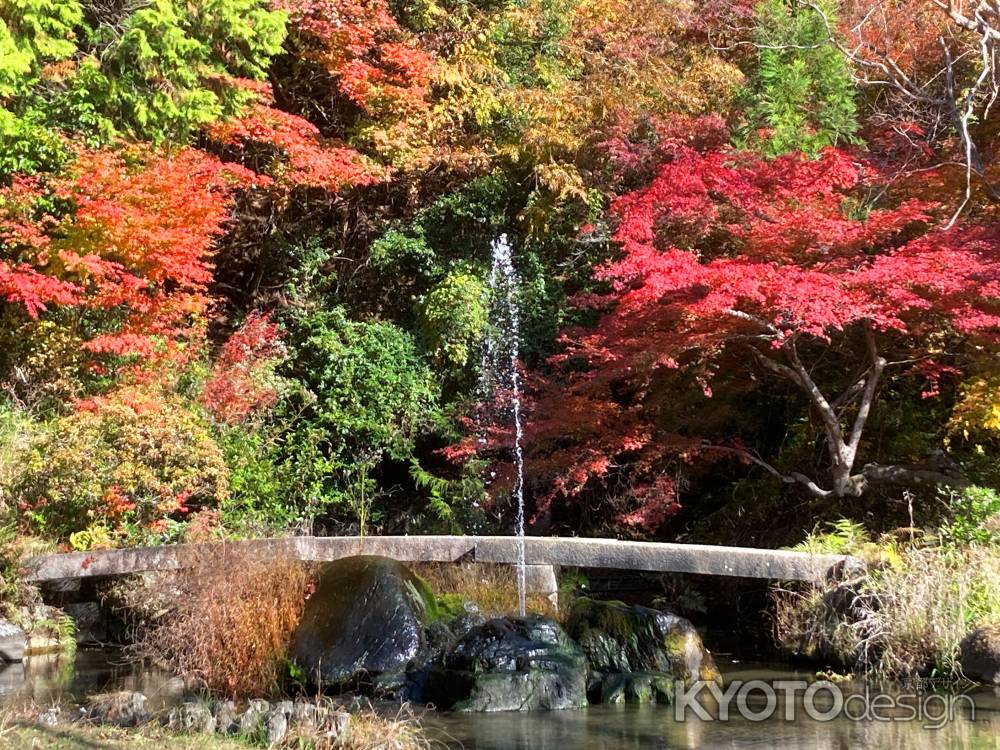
left=535, top=137, right=1000, bottom=521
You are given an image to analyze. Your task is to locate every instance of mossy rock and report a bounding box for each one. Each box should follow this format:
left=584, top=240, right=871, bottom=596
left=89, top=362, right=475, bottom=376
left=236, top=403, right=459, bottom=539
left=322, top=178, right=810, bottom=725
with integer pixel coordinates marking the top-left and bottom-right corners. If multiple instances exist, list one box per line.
left=959, top=625, right=1000, bottom=684
left=596, top=672, right=675, bottom=704
left=566, top=597, right=720, bottom=688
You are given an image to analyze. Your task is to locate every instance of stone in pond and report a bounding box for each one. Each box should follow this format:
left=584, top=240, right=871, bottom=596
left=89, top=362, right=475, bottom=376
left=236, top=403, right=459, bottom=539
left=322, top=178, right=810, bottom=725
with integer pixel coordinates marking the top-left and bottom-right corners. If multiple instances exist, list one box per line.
left=424, top=615, right=588, bottom=712
left=0, top=619, right=26, bottom=663
left=290, top=556, right=437, bottom=689
left=565, top=597, right=719, bottom=702
left=958, top=625, right=1000, bottom=684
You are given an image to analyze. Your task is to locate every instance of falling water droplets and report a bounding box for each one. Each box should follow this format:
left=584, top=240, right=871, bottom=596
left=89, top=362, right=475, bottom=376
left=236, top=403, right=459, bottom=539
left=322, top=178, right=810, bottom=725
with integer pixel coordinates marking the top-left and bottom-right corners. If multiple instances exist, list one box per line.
left=478, top=234, right=526, bottom=617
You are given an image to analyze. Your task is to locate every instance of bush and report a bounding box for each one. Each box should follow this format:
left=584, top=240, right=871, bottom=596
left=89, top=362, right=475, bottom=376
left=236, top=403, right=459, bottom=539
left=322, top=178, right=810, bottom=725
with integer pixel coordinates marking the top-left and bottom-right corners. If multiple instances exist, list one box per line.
left=418, top=270, right=488, bottom=378
left=275, top=307, right=443, bottom=527
left=775, top=538, right=1000, bottom=679
left=939, top=486, right=1000, bottom=547
left=121, top=546, right=311, bottom=699
left=10, top=388, right=228, bottom=545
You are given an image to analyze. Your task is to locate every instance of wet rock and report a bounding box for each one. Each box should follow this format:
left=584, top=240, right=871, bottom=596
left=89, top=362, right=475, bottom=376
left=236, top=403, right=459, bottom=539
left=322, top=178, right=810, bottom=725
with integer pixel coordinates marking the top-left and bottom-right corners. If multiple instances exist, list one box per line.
left=565, top=597, right=719, bottom=703
left=65, top=602, right=106, bottom=645
left=424, top=616, right=588, bottom=712
left=168, top=702, right=216, bottom=734
left=86, top=690, right=148, bottom=727
left=959, top=626, right=1000, bottom=684
left=291, top=556, right=437, bottom=689
left=0, top=619, right=26, bottom=663
left=597, top=672, right=675, bottom=704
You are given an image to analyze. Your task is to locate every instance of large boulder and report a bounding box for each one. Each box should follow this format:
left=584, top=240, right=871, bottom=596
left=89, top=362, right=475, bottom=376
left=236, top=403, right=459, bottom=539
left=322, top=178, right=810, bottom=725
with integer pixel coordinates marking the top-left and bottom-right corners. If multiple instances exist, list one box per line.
left=424, top=616, right=588, bottom=712
left=290, top=556, right=438, bottom=689
left=959, top=625, right=1000, bottom=684
left=565, top=598, right=719, bottom=703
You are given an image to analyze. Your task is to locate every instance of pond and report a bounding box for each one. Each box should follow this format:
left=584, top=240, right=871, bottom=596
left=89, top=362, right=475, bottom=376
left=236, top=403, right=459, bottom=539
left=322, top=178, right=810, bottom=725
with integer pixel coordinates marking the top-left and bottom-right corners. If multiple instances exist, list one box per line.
left=3, top=649, right=998, bottom=749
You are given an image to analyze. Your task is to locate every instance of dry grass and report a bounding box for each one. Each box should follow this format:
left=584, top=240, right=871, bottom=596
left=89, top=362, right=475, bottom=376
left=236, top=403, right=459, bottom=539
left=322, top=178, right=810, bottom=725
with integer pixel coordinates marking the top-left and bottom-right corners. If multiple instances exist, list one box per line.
left=275, top=704, right=433, bottom=750
left=410, top=562, right=556, bottom=619
left=117, top=545, right=312, bottom=699
left=774, top=545, right=1000, bottom=680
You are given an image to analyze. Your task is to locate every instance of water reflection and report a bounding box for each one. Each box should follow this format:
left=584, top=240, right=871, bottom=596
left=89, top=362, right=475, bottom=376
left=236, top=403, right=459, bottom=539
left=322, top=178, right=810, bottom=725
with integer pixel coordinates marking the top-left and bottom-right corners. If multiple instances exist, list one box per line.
left=2, top=651, right=998, bottom=749
left=424, top=663, right=1000, bottom=750
left=0, top=648, right=183, bottom=712
left=424, top=699, right=1000, bottom=750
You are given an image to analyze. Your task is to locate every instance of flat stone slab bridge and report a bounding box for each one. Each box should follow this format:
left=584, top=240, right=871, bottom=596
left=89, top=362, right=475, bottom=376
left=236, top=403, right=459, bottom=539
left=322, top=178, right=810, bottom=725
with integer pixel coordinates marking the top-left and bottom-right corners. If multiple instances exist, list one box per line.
left=25, top=536, right=848, bottom=601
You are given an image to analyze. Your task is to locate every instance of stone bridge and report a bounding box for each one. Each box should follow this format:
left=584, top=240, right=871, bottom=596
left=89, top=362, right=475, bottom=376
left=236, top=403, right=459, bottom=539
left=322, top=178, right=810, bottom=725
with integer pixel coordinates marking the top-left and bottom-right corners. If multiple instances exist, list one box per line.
left=25, top=536, right=849, bottom=602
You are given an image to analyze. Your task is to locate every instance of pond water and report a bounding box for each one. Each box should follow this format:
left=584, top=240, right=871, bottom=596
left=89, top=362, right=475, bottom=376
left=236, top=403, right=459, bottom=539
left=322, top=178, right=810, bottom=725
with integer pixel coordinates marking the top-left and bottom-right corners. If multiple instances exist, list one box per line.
left=3, top=650, right=998, bottom=749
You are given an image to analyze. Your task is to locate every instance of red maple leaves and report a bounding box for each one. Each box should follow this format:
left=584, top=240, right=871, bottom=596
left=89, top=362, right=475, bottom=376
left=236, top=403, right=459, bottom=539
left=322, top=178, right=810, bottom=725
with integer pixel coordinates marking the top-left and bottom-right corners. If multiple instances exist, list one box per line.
left=529, top=136, right=1000, bottom=526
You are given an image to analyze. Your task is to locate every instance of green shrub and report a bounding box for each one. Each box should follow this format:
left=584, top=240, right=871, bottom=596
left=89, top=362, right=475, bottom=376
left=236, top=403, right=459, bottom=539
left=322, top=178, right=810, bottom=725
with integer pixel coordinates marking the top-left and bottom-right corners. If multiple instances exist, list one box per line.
left=737, top=0, right=859, bottom=156
left=418, top=269, right=488, bottom=376
left=939, top=486, right=1000, bottom=547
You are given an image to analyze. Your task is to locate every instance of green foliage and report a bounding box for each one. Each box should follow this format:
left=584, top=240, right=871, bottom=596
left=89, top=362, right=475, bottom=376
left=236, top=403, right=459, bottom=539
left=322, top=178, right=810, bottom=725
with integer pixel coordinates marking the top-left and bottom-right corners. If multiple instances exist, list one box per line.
left=71, top=0, right=286, bottom=143
left=418, top=270, right=488, bottom=375
left=791, top=519, right=903, bottom=567
left=1, top=0, right=286, bottom=147
left=490, top=0, right=578, bottom=88
left=266, top=307, right=444, bottom=524
left=292, top=307, right=439, bottom=461
left=0, top=107, right=67, bottom=176
left=409, top=457, right=486, bottom=531
left=217, top=426, right=305, bottom=536
left=939, top=486, right=1000, bottom=547
left=0, top=0, right=82, bottom=97
left=738, top=0, right=859, bottom=156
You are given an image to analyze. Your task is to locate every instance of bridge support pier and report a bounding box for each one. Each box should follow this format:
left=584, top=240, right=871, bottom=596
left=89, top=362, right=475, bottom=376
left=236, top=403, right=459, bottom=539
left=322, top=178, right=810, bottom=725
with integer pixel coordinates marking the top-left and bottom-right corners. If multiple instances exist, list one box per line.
left=523, top=564, right=559, bottom=610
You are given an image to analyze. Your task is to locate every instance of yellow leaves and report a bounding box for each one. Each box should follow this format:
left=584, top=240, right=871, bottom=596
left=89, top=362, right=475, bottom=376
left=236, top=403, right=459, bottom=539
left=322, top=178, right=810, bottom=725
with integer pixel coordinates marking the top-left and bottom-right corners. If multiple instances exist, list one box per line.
left=519, top=162, right=591, bottom=237
left=949, top=371, right=1000, bottom=442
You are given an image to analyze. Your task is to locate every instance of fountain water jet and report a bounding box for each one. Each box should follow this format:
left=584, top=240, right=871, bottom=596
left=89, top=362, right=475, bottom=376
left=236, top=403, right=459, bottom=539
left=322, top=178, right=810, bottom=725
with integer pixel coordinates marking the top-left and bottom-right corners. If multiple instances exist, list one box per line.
left=478, top=234, right=526, bottom=616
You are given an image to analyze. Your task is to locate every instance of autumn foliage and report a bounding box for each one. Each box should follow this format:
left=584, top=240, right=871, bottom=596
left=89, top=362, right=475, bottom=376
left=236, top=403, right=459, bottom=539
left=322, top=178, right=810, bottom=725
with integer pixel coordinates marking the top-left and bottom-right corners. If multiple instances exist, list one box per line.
left=2, top=0, right=1000, bottom=547
left=528, top=130, right=1000, bottom=528
left=0, top=147, right=256, bottom=362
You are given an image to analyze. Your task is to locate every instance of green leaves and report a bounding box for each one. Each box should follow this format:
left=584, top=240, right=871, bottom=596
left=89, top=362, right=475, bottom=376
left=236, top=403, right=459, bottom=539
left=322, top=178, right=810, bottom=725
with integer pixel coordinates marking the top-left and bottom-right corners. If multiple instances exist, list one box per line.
left=1, top=0, right=287, bottom=147
left=291, top=306, right=440, bottom=462
left=0, top=0, right=82, bottom=97
left=419, top=270, right=489, bottom=376
left=738, top=0, right=859, bottom=157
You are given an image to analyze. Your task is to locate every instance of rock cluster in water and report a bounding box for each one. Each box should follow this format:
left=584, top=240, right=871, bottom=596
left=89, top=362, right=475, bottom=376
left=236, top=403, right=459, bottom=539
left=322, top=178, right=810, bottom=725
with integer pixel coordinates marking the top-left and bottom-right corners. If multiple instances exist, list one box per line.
left=565, top=597, right=721, bottom=704
left=422, top=615, right=588, bottom=711
left=289, top=555, right=719, bottom=712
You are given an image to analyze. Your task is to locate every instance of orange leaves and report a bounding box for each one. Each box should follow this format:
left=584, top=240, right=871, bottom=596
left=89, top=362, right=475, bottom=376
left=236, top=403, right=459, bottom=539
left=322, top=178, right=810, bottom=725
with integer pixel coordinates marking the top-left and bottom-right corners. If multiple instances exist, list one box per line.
left=206, top=101, right=381, bottom=190
left=0, top=146, right=253, bottom=364
left=275, top=0, right=432, bottom=118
